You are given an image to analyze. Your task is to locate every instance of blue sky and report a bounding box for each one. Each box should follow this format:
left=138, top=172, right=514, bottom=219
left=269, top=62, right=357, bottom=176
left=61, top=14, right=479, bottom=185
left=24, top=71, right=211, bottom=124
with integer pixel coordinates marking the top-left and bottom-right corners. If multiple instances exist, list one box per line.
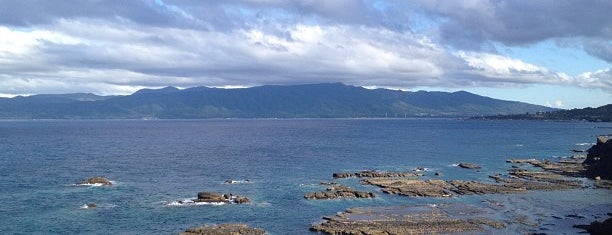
left=0, top=0, right=610, bottom=109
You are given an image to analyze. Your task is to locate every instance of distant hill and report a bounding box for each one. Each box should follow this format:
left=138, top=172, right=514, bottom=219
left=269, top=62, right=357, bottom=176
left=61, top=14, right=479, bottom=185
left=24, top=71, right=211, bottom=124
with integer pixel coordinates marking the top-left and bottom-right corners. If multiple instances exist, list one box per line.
left=480, top=104, right=612, bottom=122
left=0, top=83, right=556, bottom=119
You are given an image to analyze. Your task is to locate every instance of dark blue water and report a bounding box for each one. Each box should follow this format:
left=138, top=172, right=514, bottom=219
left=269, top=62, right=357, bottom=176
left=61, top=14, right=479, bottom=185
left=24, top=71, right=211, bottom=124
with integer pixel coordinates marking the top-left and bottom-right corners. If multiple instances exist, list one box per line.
left=0, top=119, right=610, bottom=234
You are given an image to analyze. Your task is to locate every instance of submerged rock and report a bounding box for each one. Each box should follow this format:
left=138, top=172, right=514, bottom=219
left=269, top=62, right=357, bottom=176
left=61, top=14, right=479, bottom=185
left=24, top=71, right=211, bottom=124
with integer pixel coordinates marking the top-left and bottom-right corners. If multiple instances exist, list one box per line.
left=78, top=177, right=112, bottom=186
left=80, top=203, right=97, bottom=209
left=458, top=162, right=481, bottom=169
left=311, top=204, right=504, bottom=235
left=180, top=224, right=266, bottom=235
left=304, top=185, right=375, bottom=200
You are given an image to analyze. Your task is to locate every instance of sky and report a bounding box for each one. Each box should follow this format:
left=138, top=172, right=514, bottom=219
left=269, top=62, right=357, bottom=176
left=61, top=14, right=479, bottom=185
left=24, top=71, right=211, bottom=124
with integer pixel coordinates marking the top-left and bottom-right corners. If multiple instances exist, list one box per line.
left=0, top=0, right=610, bottom=109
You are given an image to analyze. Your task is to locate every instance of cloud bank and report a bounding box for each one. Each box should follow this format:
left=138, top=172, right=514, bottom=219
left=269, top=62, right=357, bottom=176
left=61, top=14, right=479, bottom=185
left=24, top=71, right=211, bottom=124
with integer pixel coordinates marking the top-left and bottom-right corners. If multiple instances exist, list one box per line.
left=0, top=0, right=609, bottom=96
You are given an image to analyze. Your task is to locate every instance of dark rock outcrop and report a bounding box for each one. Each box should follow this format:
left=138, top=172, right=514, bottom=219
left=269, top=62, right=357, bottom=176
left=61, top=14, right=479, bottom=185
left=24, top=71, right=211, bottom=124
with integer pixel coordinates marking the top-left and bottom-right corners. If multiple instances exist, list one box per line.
left=304, top=185, right=375, bottom=200
left=180, top=224, right=266, bottom=235
left=333, top=170, right=422, bottom=179
left=192, top=192, right=250, bottom=204
left=584, top=135, right=612, bottom=180
left=573, top=218, right=612, bottom=235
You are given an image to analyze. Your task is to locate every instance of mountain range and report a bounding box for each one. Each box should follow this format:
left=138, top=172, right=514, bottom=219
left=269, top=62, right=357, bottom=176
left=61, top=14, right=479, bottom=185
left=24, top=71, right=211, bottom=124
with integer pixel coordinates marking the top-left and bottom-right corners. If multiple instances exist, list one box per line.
left=0, top=83, right=556, bottom=119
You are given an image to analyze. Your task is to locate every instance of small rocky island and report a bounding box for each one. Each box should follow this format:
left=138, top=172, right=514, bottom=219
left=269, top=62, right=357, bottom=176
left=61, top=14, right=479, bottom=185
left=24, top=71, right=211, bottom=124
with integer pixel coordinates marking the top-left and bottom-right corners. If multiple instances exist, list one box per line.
left=174, top=192, right=251, bottom=205
left=77, top=176, right=112, bottom=186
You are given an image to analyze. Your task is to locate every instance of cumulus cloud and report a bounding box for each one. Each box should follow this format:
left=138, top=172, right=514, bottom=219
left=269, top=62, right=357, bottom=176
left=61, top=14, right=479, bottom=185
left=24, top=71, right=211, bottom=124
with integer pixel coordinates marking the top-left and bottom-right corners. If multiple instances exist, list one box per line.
left=0, top=0, right=609, bottom=96
left=411, top=0, right=612, bottom=59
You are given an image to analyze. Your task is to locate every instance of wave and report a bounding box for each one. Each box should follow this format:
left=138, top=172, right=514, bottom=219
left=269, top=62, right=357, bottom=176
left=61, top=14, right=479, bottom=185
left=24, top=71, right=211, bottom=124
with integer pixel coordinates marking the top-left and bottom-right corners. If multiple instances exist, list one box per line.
left=79, top=203, right=117, bottom=209
left=223, top=179, right=252, bottom=184
left=575, top=143, right=594, bottom=146
left=163, top=198, right=227, bottom=207
left=412, top=167, right=430, bottom=172
left=72, top=181, right=117, bottom=187
left=449, top=163, right=459, bottom=167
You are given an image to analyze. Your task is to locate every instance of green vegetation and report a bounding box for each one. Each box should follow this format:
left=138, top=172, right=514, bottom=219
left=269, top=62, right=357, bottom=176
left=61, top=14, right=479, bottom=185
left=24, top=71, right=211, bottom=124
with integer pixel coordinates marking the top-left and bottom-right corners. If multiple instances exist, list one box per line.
left=481, top=104, right=612, bottom=122
left=0, top=83, right=556, bottom=119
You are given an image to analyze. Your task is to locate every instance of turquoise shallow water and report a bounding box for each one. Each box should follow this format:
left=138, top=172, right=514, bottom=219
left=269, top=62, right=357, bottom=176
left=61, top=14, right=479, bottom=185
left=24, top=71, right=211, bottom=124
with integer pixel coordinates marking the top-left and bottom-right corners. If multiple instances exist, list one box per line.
left=0, top=119, right=610, bottom=234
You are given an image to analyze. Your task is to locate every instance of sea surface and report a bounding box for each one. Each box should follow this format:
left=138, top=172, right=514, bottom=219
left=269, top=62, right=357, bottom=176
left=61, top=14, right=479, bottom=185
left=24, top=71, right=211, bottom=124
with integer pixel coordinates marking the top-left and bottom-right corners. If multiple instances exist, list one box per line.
left=0, top=119, right=611, bottom=234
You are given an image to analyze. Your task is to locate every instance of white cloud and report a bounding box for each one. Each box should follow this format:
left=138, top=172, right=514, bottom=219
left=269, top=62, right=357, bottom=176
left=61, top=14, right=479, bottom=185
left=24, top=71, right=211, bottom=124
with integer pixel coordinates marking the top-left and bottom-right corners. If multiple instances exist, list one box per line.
left=0, top=2, right=610, bottom=97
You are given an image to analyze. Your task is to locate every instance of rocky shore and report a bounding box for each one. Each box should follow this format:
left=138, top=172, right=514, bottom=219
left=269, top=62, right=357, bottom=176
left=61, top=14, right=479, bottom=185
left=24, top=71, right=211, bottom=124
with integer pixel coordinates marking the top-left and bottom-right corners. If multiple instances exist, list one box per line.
left=310, top=136, right=611, bottom=234
left=180, top=224, right=266, bottom=235
left=362, top=178, right=453, bottom=197
left=311, top=204, right=504, bottom=235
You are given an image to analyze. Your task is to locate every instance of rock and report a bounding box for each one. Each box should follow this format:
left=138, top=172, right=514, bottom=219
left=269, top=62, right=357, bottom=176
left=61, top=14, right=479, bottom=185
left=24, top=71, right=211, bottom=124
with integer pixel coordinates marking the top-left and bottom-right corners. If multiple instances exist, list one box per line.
left=594, top=179, right=612, bottom=189
left=414, top=167, right=425, bottom=171
left=195, top=192, right=226, bottom=203
left=311, top=204, right=505, bottom=235
left=566, top=214, right=586, bottom=219
left=573, top=218, right=612, bottom=235
left=584, top=135, right=612, bottom=180
left=571, top=155, right=587, bottom=159
left=80, top=203, right=96, bottom=209
left=507, top=158, right=586, bottom=177
left=458, top=163, right=481, bottom=169
left=304, top=184, right=375, bottom=200
left=193, top=192, right=250, bottom=204
left=435, top=172, right=443, bottom=176
left=332, top=172, right=354, bottom=178
left=234, top=196, right=250, bottom=204
left=180, top=224, right=266, bottom=235
left=362, top=178, right=453, bottom=197
left=223, top=179, right=251, bottom=184
left=79, top=177, right=112, bottom=186
left=506, top=158, right=541, bottom=164
left=333, top=170, right=422, bottom=179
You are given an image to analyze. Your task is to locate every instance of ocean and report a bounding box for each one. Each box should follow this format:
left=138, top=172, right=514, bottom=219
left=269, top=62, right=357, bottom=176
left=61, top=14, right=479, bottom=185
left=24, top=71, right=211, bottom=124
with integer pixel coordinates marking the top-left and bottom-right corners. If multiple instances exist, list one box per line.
left=0, top=119, right=610, bottom=234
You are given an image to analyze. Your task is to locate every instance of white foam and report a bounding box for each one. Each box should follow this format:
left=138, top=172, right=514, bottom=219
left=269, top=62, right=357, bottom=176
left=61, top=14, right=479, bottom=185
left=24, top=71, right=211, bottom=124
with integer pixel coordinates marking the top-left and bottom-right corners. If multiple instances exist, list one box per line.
left=449, top=163, right=459, bottom=167
left=514, top=144, right=524, bottom=147
left=223, top=179, right=252, bottom=184
left=79, top=203, right=116, bottom=209
left=575, top=143, right=594, bottom=146
left=73, top=183, right=104, bottom=187
left=257, top=201, right=271, bottom=207
left=164, top=198, right=227, bottom=207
